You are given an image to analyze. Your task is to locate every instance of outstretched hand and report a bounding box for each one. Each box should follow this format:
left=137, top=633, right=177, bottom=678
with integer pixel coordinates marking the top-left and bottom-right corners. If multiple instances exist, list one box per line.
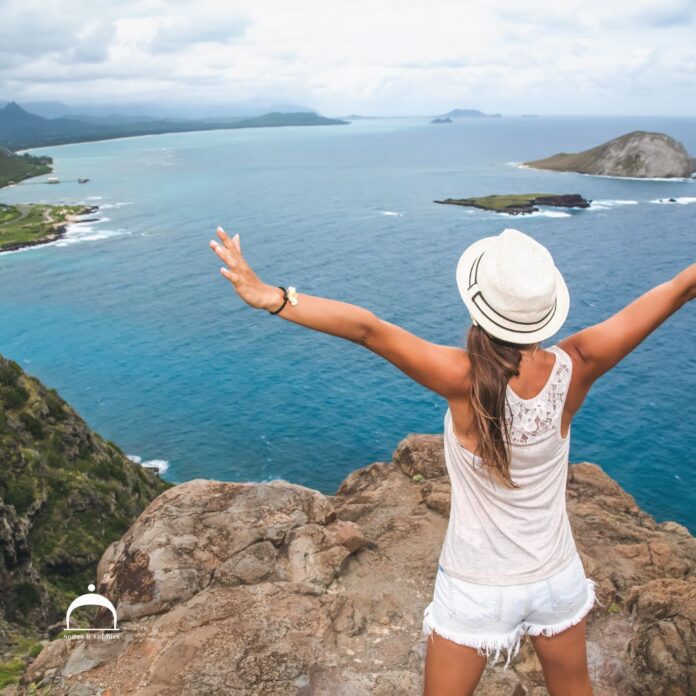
left=209, top=227, right=278, bottom=311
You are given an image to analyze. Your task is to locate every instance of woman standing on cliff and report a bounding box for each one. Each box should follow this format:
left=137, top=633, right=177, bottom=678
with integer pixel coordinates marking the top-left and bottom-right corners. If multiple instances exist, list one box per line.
left=209, top=226, right=695, bottom=696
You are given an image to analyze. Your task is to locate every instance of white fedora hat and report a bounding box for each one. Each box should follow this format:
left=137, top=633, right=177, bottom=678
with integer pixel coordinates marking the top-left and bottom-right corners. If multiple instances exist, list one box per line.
left=456, top=228, right=570, bottom=344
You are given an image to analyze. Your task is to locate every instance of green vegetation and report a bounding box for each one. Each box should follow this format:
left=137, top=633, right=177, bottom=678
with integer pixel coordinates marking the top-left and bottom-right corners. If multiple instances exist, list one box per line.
left=0, top=656, right=24, bottom=689
left=0, top=149, right=52, bottom=188
left=0, top=203, right=90, bottom=252
left=0, top=354, right=171, bottom=634
left=434, top=193, right=590, bottom=215
left=0, top=637, right=45, bottom=688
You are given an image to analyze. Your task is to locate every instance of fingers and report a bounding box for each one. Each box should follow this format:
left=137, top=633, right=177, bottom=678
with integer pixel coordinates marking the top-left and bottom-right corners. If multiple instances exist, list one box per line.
left=209, top=239, right=235, bottom=267
left=220, top=267, right=239, bottom=282
left=210, top=227, right=243, bottom=284
left=217, top=226, right=241, bottom=254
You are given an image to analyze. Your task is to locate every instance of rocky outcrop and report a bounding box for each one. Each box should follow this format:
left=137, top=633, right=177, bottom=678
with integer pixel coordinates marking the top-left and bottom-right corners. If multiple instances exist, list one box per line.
left=16, top=432, right=695, bottom=696
left=435, top=193, right=590, bottom=215
left=524, top=131, right=694, bottom=178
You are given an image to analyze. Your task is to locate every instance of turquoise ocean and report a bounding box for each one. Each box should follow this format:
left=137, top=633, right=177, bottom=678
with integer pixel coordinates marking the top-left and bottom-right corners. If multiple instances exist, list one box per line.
left=1, top=116, right=695, bottom=531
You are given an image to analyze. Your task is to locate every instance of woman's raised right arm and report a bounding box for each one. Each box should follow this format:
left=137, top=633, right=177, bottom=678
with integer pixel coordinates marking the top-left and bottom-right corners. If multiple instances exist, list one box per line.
left=559, top=262, right=696, bottom=386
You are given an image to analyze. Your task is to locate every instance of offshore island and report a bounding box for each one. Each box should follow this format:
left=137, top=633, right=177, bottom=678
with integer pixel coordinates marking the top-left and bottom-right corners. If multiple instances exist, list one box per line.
left=435, top=193, right=590, bottom=215
left=523, top=131, right=696, bottom=179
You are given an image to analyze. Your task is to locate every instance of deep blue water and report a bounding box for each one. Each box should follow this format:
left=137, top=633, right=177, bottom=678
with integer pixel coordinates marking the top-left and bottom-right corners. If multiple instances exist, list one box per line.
left=1, top=116, right=695, bottom=532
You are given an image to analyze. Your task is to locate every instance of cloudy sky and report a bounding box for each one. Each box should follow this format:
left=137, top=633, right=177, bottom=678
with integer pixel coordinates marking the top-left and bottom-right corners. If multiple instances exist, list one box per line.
left=0, top=0, right=694, bottom=116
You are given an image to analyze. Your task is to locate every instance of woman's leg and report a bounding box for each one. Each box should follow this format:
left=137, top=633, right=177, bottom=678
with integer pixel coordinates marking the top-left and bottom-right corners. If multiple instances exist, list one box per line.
left=423, top=630, right=488, bottom=696
left=528, top=615, right=593, bottom=696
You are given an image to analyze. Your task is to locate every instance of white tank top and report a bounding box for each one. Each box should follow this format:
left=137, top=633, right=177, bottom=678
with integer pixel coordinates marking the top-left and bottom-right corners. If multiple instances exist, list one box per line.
left=438, top=344, right=578, bottom=585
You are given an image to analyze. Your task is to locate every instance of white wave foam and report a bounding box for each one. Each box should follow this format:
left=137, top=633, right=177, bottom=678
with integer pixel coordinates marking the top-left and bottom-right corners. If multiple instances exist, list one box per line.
left=518, top=165, right=693, bottom=182
left=651, top=196, right=696, bottom=205
left=589, top=173, right=694, bottom=182
left=55, top=221, right=127, bottom=247
left=524, top=210, right=572, bottom=218
left=381, top=211, right=403, bottom=216
left=99, top=201, right=133, bottom=210
left=127, top=454, right=169, bottom=475
left=0, top=220, right=126, bottom=254
left=85, top=195, right=103, bottom=200
left=589, top=199, right=639, bottom=210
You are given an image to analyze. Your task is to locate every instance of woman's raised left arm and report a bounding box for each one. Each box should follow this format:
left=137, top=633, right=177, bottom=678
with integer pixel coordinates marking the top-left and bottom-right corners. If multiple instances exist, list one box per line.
left=210, top=227, right=469, bottom=398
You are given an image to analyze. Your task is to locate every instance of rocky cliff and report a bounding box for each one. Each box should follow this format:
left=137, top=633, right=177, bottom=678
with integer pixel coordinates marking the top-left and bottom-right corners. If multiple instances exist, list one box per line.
left=0, top=355, right=170, bottom=662
left=15, top=435, right=695, bottom=695
left=524, top=131, right=694, bottom=178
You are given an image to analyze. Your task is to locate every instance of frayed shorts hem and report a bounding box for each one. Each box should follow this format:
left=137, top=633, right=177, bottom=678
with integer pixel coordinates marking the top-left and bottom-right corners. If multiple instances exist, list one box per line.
left=422, top=577, right=599, bottom=670
left=422, top=606, right=526, bottom=670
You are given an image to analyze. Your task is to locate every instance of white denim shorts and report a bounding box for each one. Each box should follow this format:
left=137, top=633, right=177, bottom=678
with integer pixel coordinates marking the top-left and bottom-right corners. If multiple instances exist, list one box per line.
left=422, top=550, right=599, bottom=669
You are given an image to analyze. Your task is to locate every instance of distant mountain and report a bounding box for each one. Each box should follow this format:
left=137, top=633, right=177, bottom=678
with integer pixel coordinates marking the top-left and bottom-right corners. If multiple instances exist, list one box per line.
left=0, top=100, right=319, bottom=120
left=440, top=108, right=501, bottom=118
left=3, top=101, right=72, bottom=118
left=61, top=113, right=162, bottom=126
left=0, top=102, right=107, bottom=150
left=0, top=102, right=348, bottom=151
left=524, top=131, right=695, bottom=178
left=230, top=112, right=343, bottom=128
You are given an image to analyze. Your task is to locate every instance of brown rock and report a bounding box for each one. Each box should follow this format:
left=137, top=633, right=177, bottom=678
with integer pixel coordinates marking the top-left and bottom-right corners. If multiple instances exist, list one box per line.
left=16, top=440, right=696, bottom=695
left=392, top=433, right=446, bottom=479
left=625, top=577, right=696, bottom=695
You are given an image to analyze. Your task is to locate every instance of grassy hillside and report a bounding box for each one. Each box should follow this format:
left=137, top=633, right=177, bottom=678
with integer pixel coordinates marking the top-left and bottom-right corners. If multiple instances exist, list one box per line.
left=0, top=354, right=171, bottom=637
left=434, top=193, right=590, bottom=214
left=0, top=150, right=52, bottom=188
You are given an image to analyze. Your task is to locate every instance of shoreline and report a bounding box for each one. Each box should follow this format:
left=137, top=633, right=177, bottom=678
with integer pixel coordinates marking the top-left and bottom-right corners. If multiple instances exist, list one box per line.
left=14, top=120, right=351, bottom=156
left=517, top=162, right=696, bottom=182
left=0, top=204, right=100, bottom=254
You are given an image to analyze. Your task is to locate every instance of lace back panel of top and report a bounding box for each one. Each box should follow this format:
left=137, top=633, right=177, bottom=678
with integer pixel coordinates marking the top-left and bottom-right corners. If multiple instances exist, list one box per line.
left=438, top=344, right=577, bottom=585
left=504, top=345, right=572, bottom=445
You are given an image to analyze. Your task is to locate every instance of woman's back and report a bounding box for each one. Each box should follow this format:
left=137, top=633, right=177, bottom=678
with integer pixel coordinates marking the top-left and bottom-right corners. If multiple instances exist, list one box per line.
left=439, top=344, right=577, bottom=585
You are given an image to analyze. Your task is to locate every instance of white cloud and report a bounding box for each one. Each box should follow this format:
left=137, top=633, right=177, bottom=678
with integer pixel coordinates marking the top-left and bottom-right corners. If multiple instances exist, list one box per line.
left=0, top=0, right=694, bottom=115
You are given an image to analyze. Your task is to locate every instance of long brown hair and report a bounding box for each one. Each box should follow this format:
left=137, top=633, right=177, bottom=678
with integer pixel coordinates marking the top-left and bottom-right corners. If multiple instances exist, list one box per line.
left=466, top=324, right=538, bottom=489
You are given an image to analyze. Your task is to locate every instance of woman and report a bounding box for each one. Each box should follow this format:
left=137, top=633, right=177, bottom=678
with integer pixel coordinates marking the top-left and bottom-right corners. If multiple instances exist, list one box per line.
left=210, top=226, right=695, bottom=696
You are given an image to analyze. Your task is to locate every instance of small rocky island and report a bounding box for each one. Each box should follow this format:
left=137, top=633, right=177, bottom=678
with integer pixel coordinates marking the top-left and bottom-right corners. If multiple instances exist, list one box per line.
left=435, top=193, right=590, bottom=215
left=524, top=130, right=695, bottom=179
left=430, top=117, right=452, bottom=124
